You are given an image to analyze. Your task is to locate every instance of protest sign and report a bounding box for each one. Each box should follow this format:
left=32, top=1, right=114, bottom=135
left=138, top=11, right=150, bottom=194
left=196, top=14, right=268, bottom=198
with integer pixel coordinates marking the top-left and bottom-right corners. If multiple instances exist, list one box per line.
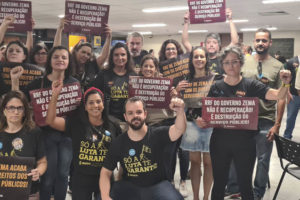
left=182, top=74, right=215, bottom=108
left=202, top=97, right=259, bottom=130
left=0, top=62, right=43, bottom=96
left=0, top=0, right=32, bottom=32
left=159, top=53, right=190, bottom=83
left=29, top=82, right=82, bottom=127
left=188, top=0, right=226, bottom=24
left=0, top=156, right=35, bottom=200
left=64, top=0, right=109, bottom=35
left=129, top=76, right=173, bottom=109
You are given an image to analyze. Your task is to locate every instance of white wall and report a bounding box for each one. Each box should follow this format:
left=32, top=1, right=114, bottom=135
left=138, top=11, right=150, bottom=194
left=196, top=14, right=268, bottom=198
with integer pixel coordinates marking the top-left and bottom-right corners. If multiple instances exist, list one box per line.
left=143, top=31, right=300, bottom=58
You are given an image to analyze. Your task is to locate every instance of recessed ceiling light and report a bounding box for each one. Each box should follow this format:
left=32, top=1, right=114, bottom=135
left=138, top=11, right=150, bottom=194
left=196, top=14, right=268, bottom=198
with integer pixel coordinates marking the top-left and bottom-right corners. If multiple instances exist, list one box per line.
left=129, top=31, right=152, bottom=35
left=58, top=14, right=65, bottom=18
left=143, top=6, right=188, bottom=13
left=178, top=30, right=208, bottom=33
left=240, top=27, right=278, bottom=32
left=298, top=17, right=300, bottom=19
left=262, top=0, right=300, bottom=4
left=132, top=24, right=166, bottom=28
left=226, top=19, right=249, bottom=23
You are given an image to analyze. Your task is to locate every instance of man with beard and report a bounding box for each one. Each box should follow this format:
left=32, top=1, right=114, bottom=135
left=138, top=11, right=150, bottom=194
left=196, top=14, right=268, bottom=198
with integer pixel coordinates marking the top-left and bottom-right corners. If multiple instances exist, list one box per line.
left=127, top=32, right=148, bottom=74
left=226, top=28, right=285, bottom=200
left=99, top=97, right=186, bottom=200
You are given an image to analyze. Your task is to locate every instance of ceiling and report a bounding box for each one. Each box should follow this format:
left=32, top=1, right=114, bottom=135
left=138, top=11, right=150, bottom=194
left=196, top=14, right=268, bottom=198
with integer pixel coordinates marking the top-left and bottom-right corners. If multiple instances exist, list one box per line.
left=31, top=0, right=300, bottom=36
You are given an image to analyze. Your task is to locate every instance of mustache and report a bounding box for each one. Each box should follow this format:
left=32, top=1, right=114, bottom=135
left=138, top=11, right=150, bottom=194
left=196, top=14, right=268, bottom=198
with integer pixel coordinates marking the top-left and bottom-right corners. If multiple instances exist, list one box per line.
left=131, top=117, right=142, bottom=123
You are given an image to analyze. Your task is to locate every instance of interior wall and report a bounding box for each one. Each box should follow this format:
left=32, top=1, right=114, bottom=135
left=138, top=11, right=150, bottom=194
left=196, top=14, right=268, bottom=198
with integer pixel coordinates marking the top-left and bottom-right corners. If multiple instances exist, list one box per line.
left=143, top=30, right=300, bottom=59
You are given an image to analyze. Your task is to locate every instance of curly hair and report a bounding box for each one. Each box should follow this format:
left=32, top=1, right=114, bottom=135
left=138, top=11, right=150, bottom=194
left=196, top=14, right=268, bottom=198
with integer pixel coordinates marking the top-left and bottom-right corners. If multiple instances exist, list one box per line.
left=220, top=45, right=245, bottom=66
left=158, top=39, right=184, bottom=62
left=0, top=90, right=35, bottom=132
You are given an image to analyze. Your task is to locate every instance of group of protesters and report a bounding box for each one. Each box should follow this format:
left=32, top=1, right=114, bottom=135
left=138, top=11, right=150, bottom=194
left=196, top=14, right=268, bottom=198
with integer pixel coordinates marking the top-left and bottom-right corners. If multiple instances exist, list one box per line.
left=0, top=5, right=298, bottom=200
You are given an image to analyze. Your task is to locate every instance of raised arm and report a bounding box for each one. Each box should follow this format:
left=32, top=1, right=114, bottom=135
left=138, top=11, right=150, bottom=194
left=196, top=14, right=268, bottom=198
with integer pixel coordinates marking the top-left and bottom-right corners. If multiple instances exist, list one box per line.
left=100, top=168, right=113, bottom=200
left=96, top=24, right=112, bottom=70
left=26, top=18, right=35, bottom=54
left=53, top=18, right=69, bottom=47
left=169, top=97, right=186, bottom=141
left=227, top=8, right=239, bottom=46
left=10, top=66, right=24, bottom=91
left=181, top=12, right=192, bottom=53
left=266, top=70, right=291, bottom=100
left=45, top=80, right=66, bottom=131
left=0, top=15, right=15, bottom=44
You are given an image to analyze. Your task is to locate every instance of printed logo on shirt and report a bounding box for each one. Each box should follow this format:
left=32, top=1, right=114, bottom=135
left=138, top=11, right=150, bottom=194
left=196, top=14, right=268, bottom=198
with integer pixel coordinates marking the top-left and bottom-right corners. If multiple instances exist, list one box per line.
left=124, top=145, right=158, bottom=177
left=129, top=149, right=136, bottom=156
left=111, top=82, right=128, bottom=99
left=12, top=138, right=23, bottom=151
left=0, top=142, right=3, bottom=150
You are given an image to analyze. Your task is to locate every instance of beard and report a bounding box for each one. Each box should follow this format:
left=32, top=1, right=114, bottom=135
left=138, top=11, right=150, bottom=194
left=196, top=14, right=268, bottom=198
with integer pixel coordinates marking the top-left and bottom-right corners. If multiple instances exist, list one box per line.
left=128, top=117, right=145, bottom=130
left=255, top=45, right=269, bottom=55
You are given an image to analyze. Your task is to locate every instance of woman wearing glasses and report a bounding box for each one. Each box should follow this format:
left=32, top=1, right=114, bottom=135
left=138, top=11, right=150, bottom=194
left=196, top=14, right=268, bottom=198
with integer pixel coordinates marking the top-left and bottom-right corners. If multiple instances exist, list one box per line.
left=197, top=46, right=291, bottom=200
left=0, top=90, right=47, bottom=199
left=30, top=44, right=49, bottom=73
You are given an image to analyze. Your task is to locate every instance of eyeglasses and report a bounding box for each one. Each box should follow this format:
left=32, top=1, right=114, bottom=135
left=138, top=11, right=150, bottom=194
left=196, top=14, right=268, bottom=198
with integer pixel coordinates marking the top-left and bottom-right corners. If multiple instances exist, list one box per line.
left=166, top=47, right=176, bottom=52
left=5, top=106, right=24, bottom=113
left=222, top=60, right=240, bottom=67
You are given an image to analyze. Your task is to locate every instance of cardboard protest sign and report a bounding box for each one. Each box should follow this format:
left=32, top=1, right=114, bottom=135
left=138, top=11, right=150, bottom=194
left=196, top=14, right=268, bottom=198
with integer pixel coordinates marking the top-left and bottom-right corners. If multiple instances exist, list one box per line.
left=29, top=82, right=82, bottom=127
left=182, top=74, right=215, bottom=108
left=188, top=0, right=226, bottom=24
left=0, top=62, right=43, bottom=96
left=129, top=76, right=173, bottom=109
left=202, top=97, right=259, bottom=130
left=159, top=53, right=190, bottom=82
left=0, top=0, right=32, bottom=32
left=64, top=0, right=109, bottom=35
left=0, top=156, right=35, bottom=200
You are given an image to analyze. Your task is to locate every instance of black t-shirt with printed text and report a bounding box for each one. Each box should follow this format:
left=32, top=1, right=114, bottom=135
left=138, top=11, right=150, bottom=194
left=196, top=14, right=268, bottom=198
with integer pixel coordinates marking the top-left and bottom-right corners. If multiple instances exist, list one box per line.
left=65, top=114, right=121, bottom=175
left=103, top=126, right=171, bottom=187
left=0, top=127, right=46, bottom=193
left=91, top=68, right=136, bottom=121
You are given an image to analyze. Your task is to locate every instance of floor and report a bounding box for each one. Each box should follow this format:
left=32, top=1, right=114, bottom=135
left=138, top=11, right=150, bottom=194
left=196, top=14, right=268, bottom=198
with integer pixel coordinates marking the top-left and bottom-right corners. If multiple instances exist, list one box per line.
left=66, top=108, right=300, bottom=200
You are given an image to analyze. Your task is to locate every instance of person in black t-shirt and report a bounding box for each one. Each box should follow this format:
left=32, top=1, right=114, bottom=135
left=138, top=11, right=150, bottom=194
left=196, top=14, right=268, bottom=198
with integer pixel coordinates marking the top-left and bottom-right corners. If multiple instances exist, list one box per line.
left=91, top=42, right=136, bottom=131
left=196, top=46, right=291, bottom=200
left=100, top=97, right=186, bottom=200
left=53, top=17, right=112, bottom=91
left=46, top=83, right=121, bottom=200
left=11, top=46, right=79, bottom=200
left=0, top=91, right=47, bottom=199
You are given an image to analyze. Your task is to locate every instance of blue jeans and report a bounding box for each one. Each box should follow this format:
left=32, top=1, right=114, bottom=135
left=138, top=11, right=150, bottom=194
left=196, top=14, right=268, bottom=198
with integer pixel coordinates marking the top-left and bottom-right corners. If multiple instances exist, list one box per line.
left=253, top=119, right=274, bottom=198
left=283, top=95, right=300, bottom=139
left=40, top=130, right=73, bottom=200
left=111, top=180, right=183, bottom=200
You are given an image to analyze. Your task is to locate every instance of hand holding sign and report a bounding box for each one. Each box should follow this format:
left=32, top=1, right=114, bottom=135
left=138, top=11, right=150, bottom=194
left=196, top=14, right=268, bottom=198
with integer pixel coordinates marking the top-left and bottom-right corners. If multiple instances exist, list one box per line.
left=176, top=80, right=189, bottom=93
left=184, top=11, right=190, bottom=24
left=279, top=69, right=292, bottom=84
left=51, top=80, right=63, bottom=96
left=226, top=8, right=232, bottom=20
left=10, top=66, right=24, bottom=80
left=104, top=24, right=112, bottom=38
left=28, top=168, right=40, bottom=181
left=2, top=15, right=15, bottom=27
left=58, top=17, right=70, bottom=30
left=195, top=117, right=208, bottom=128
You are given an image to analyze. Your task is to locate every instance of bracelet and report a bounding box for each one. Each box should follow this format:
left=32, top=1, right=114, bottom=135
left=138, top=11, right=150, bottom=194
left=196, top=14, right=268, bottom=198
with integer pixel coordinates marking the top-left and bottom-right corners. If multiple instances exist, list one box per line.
left=282, top=83, right=290, bottom=88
